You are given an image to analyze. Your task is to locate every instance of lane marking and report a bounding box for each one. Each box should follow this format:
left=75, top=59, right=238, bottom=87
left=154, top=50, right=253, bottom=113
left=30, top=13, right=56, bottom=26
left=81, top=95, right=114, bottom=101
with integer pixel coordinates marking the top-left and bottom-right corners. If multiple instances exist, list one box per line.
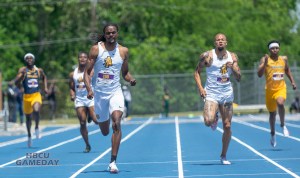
left=0, top=129, right=99, bottom=168
left=285, top=122, right=300, bottom=129
left=69, top=117, right=153, bottom=178
left=0, top=125, right=79, bottom=147
left=175, top=116, right=184, bottom=178
left=216, top=119, right=300, bottom=178
left=234, top=116, right=300, bottom=142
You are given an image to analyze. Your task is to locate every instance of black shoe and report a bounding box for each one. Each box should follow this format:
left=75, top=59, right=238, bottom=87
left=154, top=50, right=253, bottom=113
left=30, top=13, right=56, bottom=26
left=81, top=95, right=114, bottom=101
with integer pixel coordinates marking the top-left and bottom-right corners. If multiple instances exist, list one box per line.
left=87, top=115, right=92, bottom=123
left=84, top=145, right=91, bottom=153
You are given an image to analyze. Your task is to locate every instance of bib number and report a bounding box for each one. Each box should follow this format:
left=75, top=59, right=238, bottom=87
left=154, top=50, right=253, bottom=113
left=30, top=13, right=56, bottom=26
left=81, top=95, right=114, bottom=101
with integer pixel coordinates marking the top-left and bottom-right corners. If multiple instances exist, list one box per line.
left=272, top=73, right=284, bottom=81
left=27, top=79, right=38, bottom=88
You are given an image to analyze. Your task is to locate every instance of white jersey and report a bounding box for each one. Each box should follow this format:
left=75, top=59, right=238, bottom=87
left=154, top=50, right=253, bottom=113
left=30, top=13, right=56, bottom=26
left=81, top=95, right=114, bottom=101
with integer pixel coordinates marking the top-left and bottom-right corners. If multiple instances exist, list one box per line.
left=73, top=67, right=94, bottom=108
left=92, top=42, right=123, bottom=93
left=205, top=49, right=234, bottom=102
left=73, top=67, right=89, bottom=100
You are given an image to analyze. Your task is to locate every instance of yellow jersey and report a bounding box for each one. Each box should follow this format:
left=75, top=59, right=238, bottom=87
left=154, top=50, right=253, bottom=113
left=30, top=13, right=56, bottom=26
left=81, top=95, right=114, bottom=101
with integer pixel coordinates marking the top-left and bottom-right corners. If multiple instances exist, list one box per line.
left=264, top=56, right=286, bottom=90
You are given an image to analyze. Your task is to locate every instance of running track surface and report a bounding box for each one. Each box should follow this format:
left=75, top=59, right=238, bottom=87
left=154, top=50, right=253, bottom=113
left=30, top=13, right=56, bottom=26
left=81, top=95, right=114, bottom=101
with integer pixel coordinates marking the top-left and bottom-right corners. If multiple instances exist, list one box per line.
left=1, top=113, right=300, bottom=178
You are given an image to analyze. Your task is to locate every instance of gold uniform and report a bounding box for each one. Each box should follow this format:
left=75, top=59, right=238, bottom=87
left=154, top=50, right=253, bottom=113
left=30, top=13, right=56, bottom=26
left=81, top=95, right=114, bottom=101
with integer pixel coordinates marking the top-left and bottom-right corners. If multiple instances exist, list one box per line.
left=264, top=56, right=286, bottom=112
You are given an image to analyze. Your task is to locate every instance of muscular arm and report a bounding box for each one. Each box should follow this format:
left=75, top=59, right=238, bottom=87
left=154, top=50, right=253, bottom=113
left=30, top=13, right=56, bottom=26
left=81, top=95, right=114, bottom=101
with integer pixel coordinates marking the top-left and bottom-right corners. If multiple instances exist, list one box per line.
left=13, top=67, right=26, bottom=87
left=69, top=72, right=75, bottom=101
left=194, top=52, right=208, bottom=98
left=120, top=46, right=136, bottom=86
left=84, top=44, right=98, bottom=93
left=257, top=54, right=268, bottom=78
left=231, top=53, right=241, bottom=82
left=39, top=68, right=48, bottom=94
left=283, top=56, right=297, bottom=90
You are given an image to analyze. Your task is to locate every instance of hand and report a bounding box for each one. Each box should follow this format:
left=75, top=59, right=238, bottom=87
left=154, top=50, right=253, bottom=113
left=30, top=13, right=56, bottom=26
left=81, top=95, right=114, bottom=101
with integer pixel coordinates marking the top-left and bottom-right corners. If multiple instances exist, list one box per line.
left=87, top=90, right=94, bottom=99
left=199, top=88, right=206, bottom=99
left=264, top=54, right=269, bottom=66
left=92, top=117, right=99, bottom=125
left=44, top=88, right=49, bottom=95
left=93, top=120, right=99, bottom=125
left=226, top=61, right=234, bottom=69
left=70, top=95, right=75, bottom=102
left=292, top=83, right=297, bottom=90
left=130, top=79, right=136, bottom=86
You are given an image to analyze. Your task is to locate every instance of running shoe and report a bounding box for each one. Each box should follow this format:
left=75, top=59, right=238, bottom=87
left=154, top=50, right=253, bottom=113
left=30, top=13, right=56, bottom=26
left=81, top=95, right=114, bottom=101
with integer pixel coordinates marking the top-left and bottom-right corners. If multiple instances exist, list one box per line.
left=27, top=137, right=32, bottom=148
left=220, top=156, right=231, bottom=165
left=270, top=135, right=276, bottom=147
left=211, top=112, right=219, bottom=131
left=84, top=145, right=91, bottom=153
left=35, top=128, right=41, bottom=139
left=107, top=161, right=119, bottom=174
left=282, top=125, right=289, bottom=137
left=87, top=114, right=92, bottom=123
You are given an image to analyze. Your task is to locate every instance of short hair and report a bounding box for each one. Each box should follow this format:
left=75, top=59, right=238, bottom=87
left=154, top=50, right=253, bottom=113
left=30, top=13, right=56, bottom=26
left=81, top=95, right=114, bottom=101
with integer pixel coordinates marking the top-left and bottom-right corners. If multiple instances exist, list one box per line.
left=78, top=51, right=87, bottom=58
left=267, top=40, right=280, bottom=48
left=102, top=23, right=119, bottom=33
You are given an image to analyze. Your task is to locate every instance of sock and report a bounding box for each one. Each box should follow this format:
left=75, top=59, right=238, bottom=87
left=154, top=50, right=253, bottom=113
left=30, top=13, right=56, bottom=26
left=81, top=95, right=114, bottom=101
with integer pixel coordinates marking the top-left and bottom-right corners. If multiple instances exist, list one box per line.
left=110, top=155, right=117, bottom=163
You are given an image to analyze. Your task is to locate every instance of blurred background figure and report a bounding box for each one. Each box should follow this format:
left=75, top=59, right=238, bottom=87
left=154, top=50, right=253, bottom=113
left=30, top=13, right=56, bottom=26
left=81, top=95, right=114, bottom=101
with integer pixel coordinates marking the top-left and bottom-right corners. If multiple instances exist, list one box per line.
left=47, top=80, right=57, bottom=121
left=290, top=97, right=300, bottom=114
left=7, top=81, right=17, bottom=123
left=122, top=85, right=132, bottom=118
left=15, top=86, right=24, bottom=125
left=162, top=88, right=170, bottom=118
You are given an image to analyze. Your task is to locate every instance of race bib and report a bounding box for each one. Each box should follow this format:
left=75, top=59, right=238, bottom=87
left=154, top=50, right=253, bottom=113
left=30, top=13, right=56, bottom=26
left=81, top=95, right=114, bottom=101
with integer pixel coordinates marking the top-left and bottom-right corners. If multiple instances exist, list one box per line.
left=96, top=70, right=114, bottom=85
left=76, top=84, right=86, bottom=92
left=27, top=79, right=38, bottom=88
left=272, top=73, right=284, bottom=81
left=217, top=76, right=229, bottom=83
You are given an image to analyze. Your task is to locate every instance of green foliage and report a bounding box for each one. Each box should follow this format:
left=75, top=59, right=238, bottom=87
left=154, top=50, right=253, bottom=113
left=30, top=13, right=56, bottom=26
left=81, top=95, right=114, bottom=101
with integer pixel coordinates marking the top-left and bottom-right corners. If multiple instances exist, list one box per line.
left=0, top=0, right=300, bottom=115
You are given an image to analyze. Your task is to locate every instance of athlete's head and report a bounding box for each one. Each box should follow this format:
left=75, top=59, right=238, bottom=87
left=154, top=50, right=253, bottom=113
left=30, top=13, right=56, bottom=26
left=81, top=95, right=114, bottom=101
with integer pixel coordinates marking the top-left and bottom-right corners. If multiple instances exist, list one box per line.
left=267, top=40, right=280, bottom=49
left=94, top=23, right=119, bottom=43
left=78, top=51, right=88, bottom=67
left=214, top=33, right=227, bottom=51
left=267, top=40, right=280, bottom=55
left=24, top=53, right=35, bottom=66
left=103, top=23, right=119, bottom=44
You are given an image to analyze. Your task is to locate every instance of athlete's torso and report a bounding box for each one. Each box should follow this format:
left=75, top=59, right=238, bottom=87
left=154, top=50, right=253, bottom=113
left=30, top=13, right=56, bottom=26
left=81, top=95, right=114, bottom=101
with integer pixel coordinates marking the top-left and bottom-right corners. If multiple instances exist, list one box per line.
left=73, top=67, right=90, bottom=99
left=22, top=66, right=40, bottom=94
left=92, top=42, right=123, bottom=93
left=265, top=56, right=286, bottom=90
left=205, top=49, right=233, bottom=92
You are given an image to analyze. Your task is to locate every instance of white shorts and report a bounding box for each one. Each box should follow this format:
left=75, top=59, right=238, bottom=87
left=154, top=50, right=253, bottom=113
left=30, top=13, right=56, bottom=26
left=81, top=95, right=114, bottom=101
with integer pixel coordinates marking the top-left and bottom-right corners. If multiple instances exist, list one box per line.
left=74, top=97, right=94, bottom=108
left=205, top=87, right=234, bottom=104
left=94, top=88, right=124, bottom=122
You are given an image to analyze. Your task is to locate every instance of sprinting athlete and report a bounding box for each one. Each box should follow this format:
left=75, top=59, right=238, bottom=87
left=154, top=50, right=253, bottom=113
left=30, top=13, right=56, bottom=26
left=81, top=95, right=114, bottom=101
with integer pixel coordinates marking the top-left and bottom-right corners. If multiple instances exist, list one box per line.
left=69, top=51, right=98, bottom=153
left=13, top=53, right=48, bottom=147
left=84, top=23, right=136, bottom=173
left=194, top=33, right=241, bottom=165
left=257, top=40, right=297, bottom=147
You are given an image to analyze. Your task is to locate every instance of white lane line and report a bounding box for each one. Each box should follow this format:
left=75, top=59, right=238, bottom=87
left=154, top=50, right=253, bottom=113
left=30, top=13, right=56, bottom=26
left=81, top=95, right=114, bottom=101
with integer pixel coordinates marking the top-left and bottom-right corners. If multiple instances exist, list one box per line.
left=285, top=122, right=300, bottom=128
left=216, top=124, right=300, bottom=177
left=0, top=125, right=79, bottom=147
left=69, top=117, right=153, bottom=178
left=234, top=116, right=300, bottom=142
left=175, top=116, right=184, bottom=178
left=0, top=129, right=99, bottom=168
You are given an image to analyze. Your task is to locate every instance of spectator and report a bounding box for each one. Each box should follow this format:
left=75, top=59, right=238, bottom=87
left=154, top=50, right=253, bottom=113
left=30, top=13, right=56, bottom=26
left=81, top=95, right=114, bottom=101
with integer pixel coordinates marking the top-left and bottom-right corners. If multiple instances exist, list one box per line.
left=162, top=88, right=170, bottom=118
left=47, top=80, right=57, bottom=120
left=122, top=85, right=132, bottom=118
left=290, top=97, right=300, bottom=113
left=7, top=81, right=17, bottom=123
left=15, top=86, right=24, bottom=125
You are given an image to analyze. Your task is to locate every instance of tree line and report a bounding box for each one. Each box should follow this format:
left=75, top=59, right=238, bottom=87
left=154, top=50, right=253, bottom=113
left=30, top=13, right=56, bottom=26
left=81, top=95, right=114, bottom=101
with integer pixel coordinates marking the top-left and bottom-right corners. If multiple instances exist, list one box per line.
left=0, top=0, right=299, bottom=81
